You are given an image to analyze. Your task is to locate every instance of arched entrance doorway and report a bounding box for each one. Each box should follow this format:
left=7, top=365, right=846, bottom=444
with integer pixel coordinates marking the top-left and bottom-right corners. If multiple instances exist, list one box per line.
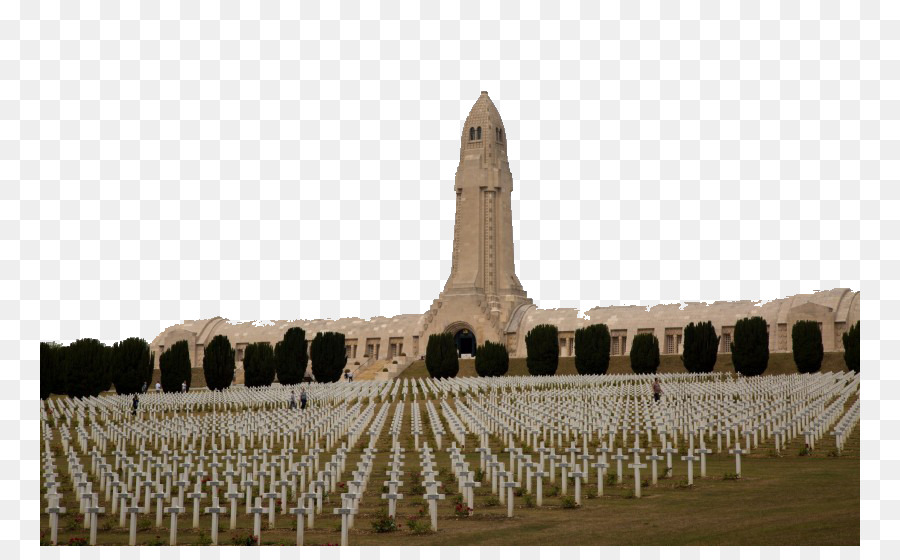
left=453, top=328, right=476, bottom=356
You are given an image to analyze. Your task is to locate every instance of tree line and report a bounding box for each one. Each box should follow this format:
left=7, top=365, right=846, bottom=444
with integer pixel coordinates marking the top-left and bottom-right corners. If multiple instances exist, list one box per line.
left=40, top=327, right=351, bottom=399
left=41, top=318, right=861, bottom=397
left=424, top=318, right=860, bottom=378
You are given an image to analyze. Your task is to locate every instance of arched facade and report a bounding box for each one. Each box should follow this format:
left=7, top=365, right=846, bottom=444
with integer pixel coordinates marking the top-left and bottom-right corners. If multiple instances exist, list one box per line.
left=151, top=93, right=860, bottom=373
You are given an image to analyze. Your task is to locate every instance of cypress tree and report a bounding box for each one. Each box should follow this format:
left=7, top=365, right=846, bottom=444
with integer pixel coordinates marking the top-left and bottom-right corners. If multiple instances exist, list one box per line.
left=525, top=324, right=559, bottom=376
left=243, top=342, right=276, bottom=387
left=202, top=334, right=235, bottom=391
left=682, top=321, right=720, bottom=373
left=159, top=340, right=192, bottom=393
left=792, top=320, right=824, bottom=373
left=425, top=333, right=459, bottom=379
left=310, top=332, right=348, bottom=383
left=732, top=316, right=769, bottom=377
left=65, top=338, right=112, bottom=398
left=111, top=337, right=153, bottom=395
left=40, top=342, right=66, bottom=399
left=630, top=333, right=660, bottom=374
left=275, top=327, right=308, bottom=385
left=574, top=323, right=611, bottom=375
left=474, top=340, right=509, bottom=377
left=842, top=320, right=860, bottom=373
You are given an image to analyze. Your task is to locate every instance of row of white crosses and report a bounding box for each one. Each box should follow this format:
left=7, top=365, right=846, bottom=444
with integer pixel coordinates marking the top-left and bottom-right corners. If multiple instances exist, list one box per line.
left=42, top=385, right=382, bottom=547
left=417, top=443, right=445, bottom=529
left=42, top=371, right=859, bottom=545
left=832, top=400, right=860, bottom=455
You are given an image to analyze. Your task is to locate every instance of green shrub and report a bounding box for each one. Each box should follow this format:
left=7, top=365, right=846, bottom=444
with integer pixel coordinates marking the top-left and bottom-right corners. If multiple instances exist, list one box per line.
left=425, top=332, right=459, bottom=379
left=310, top=332, right=348, bottom=383
left=682, top=321, right=719, bottom=373
left=230, top=532, right=258, bottom=545
left=792, top=320, right=824, bottom=373
left=482, top=495, right=500, bottom=507
left=574, top=323, right=611, bottom=374
left=630, top=333, right=660, bottom=374
left=474, top=340, right=509, bottom=377
left=371, top=509, right=398, bottom=533
left=274, top=327, right=308, bottom=385
left=202, top=334, right=234, bottom=390
left=243, top=342, right=276, bottom=387
left=843, top=320, right=860, bottom=373
left=732, top=316, right=769, bottom=376
left=525, top=324, right=559, bottom=376
left=406, top=516, right=431, bottom=535
left=560, top=495, right=578, bottom=508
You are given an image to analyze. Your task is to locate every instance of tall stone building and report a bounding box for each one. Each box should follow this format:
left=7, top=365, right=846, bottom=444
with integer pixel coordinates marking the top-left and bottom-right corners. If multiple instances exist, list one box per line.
left=152, top=92, right=860, bottom=378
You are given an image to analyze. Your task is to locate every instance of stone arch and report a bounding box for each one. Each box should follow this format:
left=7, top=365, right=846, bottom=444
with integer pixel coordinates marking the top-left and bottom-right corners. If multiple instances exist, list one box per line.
left=444, top=321, right=477, bottom=357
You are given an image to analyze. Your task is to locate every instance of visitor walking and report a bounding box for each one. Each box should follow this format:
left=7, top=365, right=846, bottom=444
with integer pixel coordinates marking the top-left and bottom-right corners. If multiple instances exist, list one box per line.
left=132, top=394, right=139, bottom=416
left=155, top=382, right=161, bottom=393
left=652, top=377, right=663, bottom=403
left=141, top=381, right=147, bottom=394
left=181, top=381, right=187, bottom=393
left=289, top=390, right=297, bottom=410
left=300, top=388, right=308, bottom=410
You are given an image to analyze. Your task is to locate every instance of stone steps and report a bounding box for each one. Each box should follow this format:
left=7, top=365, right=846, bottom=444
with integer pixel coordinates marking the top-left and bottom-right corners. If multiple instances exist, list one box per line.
left=353, top=359, right=390, bottom=381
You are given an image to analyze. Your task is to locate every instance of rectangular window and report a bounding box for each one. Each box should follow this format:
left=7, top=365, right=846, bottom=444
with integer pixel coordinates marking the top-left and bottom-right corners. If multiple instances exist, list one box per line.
left=676, top=334, right=682, bottom=354
left=666, top=335, right=674, bottom=354
left=622, top=337, right=627, bottom=355
left=723, top=333, right=732, bottom=353
left=611, top=337, right=619, bottom=355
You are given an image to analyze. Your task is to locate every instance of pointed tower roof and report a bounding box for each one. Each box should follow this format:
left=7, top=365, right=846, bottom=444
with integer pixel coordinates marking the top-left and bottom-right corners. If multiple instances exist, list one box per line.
left=462, top=91, right=505, bottom=135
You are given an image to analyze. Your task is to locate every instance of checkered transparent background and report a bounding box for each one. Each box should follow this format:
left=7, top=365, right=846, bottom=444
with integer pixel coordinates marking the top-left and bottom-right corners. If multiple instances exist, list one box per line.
left=4, top=0, right=892, bottom=558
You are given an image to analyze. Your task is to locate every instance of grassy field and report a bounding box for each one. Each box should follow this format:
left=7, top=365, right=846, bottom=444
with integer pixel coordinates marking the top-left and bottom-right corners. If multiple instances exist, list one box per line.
left=41, top=393, right=859, bottom=546
left=400, top=352, right=849, bottom=378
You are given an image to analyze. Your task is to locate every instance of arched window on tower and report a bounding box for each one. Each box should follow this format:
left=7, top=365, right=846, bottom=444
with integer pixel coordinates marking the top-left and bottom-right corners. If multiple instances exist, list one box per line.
left=469, top=127, right=475, bottom=141
left=476, top=127, right=481, bottom=140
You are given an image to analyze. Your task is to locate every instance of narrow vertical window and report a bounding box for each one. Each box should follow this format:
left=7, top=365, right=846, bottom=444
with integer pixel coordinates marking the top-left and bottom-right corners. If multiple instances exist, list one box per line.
left=469, top=127, right=475, bottom=140
left=476, top=126, right=481, bottom=140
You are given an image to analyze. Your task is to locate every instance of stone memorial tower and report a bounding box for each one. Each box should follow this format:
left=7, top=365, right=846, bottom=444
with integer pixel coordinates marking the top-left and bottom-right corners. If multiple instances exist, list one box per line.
left=419, top=91, right=534, bottom=354
left=152, top=91, right=859, bottom=376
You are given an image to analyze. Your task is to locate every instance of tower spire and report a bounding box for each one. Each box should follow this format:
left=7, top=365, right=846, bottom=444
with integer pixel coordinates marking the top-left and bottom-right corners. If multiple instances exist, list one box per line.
left=441, top=92, right=528, bottom=323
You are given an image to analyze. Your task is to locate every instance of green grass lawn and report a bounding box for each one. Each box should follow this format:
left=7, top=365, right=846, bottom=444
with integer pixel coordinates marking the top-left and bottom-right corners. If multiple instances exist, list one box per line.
left=400, top=352, right=849, bottom=378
